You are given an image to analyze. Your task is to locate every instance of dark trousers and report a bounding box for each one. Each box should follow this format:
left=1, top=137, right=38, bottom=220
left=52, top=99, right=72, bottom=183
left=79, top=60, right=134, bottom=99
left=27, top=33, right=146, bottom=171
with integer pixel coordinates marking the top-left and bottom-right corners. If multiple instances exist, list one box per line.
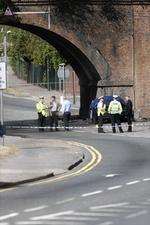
left=110, top=114, right=123, bottom=133
left=98, top=115, right=104, bottom=133
left=63, top=112, right=71, bottom=130
left=50, top=112, right=58, bottom=129
left=38, top=113, right=46, bottom=131
left=126, top=113, right=132, bottom=132
left=92, top=109, right=98, bottom=124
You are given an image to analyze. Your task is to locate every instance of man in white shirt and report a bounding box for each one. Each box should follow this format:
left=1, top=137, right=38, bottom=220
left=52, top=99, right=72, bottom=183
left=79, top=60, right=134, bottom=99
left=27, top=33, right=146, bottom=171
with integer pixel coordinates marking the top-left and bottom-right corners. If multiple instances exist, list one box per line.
left=61, top=97, right=71, bottom=131
left=50, top=96, right=61, bottom=131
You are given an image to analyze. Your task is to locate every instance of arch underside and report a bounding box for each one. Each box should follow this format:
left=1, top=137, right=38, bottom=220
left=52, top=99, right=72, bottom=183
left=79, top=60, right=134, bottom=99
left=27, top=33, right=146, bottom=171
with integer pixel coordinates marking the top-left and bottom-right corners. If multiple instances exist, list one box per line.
left=0, top=17, right=101, bottom=118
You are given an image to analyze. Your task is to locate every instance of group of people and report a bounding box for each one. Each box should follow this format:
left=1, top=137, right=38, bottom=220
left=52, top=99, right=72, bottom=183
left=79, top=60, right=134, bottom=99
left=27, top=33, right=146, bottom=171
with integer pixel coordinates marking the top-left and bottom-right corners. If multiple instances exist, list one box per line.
left=92, top=95, right=133, bottom=133
left=36, top=96, right=71, bottom=132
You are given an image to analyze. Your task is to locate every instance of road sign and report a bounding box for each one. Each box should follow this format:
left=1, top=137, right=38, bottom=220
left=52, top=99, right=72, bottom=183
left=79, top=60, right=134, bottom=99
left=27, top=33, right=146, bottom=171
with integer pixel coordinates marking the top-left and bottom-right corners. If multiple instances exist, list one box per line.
left=0, top=62, right=6, bottom=90
left=57, top=65, right=70, bottom=80
left=4, top=6, right=13, bottom=16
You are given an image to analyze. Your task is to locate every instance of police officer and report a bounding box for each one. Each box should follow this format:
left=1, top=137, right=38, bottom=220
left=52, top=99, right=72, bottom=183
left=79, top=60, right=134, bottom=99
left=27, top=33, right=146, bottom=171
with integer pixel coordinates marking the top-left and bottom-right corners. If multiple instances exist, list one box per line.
left=97, top=97, right=106, bottom=133
left=124, top=96, right=133, bottom=132
left=36, top=96, right=49, bottom=132
left=108, top=97, right=124, bottom=133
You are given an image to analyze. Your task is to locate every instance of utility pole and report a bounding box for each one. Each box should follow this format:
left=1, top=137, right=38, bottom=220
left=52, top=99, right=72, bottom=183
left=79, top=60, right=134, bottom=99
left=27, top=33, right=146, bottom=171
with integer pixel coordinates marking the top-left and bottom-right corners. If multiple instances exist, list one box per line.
left=0, top=27, right=7, bottom=146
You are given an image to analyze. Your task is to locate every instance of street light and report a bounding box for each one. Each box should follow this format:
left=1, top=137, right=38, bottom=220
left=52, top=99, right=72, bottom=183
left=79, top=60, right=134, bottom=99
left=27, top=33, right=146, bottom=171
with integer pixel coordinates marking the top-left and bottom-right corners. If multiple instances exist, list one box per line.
left=58, top=63, right=66, bottom=98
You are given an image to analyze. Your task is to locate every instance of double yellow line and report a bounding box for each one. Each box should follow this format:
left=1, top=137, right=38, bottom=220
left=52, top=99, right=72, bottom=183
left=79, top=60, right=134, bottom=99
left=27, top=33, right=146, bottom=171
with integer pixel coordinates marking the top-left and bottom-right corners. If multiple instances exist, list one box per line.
left=0, top=142, right=102, bottom=192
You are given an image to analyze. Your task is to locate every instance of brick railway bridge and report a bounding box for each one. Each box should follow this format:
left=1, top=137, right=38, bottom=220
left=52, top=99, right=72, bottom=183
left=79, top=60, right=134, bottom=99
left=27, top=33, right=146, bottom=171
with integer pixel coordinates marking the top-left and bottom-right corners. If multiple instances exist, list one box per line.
left=0, top=0, right=150, bottom=119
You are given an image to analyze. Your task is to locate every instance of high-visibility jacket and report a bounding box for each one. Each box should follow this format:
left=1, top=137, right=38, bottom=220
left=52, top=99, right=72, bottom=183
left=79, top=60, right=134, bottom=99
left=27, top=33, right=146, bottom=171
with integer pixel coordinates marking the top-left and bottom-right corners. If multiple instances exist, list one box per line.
left=108, top=100, right=122, bottom=114
left=97, top=102, right=106, bottom=116
left=36, top=101, right=49, bottom=117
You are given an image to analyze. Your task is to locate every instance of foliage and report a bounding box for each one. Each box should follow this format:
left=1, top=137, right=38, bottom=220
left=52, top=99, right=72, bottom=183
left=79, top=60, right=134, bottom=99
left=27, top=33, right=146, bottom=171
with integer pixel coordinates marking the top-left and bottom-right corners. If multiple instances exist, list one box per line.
left=7, top=27, right=65, bottom=69
left=0, top=0, right=6, bottom=12
left=52, top=0, right=125, bottom=30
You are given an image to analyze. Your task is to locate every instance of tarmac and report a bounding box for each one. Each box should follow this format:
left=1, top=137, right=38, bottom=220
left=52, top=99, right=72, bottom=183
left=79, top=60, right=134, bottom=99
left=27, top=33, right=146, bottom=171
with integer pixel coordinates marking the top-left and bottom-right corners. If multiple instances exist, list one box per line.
left=0, top=135, right=85, bottom=187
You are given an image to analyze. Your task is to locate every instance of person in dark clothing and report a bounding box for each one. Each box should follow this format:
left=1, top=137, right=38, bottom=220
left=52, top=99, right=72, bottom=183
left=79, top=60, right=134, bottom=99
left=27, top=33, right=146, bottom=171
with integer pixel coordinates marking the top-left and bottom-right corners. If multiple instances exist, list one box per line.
left=90, top=98, right=99, bottom=124
left=124, top=96, right=133, bottom=132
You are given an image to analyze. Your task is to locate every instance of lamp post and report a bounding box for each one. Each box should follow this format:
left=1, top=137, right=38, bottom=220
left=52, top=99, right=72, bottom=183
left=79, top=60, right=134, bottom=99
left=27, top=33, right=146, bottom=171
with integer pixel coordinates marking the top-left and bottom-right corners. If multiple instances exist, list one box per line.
left=59, top=63, right=66, bottom=98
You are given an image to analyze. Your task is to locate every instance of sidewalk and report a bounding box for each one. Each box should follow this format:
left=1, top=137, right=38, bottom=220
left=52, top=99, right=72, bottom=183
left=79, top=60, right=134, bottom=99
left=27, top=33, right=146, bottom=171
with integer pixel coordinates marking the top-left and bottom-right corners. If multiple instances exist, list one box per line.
left=0, top=136, right=84, bottom=187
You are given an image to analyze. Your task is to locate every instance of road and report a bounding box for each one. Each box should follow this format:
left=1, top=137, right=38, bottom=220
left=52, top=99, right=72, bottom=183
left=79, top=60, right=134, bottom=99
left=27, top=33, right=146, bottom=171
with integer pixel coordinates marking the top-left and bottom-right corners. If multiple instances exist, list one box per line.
left=3, top=95, right=36, bottom=121
left=0, top=128, right=150, bottom=225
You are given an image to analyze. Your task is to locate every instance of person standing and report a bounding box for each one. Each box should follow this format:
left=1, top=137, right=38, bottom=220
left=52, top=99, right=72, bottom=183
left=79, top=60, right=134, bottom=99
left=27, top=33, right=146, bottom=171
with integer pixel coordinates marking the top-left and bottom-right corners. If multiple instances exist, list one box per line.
left=108, top=97, right=124, bottom=133
left=49, top=96, right=61, bottom=131
left=97, top=97, right=106, bottom=133
left=124, top=96, right=133, bottom=132
left=90, top=98, right=99, bottom=124
left=61, top=97, right=71, bottom=131
left=36, top=96, right=49, bottom=132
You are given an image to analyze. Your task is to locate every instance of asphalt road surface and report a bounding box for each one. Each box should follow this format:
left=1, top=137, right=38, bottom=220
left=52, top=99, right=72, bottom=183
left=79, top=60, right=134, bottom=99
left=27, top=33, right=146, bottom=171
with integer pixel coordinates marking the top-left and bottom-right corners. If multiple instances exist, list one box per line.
left=3, top=95, right=36, bottom=121
left=0, top=129, right=150, bottom=225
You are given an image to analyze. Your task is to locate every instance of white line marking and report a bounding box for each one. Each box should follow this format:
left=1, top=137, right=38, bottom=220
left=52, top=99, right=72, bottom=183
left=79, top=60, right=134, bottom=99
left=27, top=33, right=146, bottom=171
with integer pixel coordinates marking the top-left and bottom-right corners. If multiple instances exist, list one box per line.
left=123, top=205, right=143, bottom=209
left=16, top=222, right=44, bottom=225
left=16, top=221, right=84, bottom=225
left=90, top=202, right=129, bottom=210
left=51, top=216, right=98, bottom=221
left=0, top=213, right=19, bottom=221
left=105, top=174, right=119, bottom=178
left=82, top=190, right=103, bottom=197
left=126, top=180, right=140, bottom=185
left=126, top=210, right=147, bottom=219
left=0, top=223, right=9, bottom=225
left=31, top=211, right=74, bottom=220
left=98, top=222, right=114, bottom=225
left=107, top=185, right=122, bottom=190
left=72, top=212, right=118, bottom=217
left=56, top=198, right=75, bottom=205
left=143, top=178, right=150, bottom=181
left=24, top=205, right=47, bottom=212
left=94, top=208, right=127, bottom=213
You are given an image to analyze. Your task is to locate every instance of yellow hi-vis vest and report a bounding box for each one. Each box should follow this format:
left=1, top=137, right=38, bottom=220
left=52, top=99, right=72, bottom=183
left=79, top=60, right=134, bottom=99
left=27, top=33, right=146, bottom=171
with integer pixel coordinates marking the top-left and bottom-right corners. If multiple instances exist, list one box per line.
left=36, top=101, right=49, bottom=117
left=97, top=104, right=106, bottom=116
left=108, top=100, right=122, bottom=114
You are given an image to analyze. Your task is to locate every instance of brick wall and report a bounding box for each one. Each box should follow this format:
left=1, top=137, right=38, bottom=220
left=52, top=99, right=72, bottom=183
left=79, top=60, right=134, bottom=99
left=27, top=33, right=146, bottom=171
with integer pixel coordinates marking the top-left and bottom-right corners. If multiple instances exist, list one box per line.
left=1, top=4, right=149, bottom=118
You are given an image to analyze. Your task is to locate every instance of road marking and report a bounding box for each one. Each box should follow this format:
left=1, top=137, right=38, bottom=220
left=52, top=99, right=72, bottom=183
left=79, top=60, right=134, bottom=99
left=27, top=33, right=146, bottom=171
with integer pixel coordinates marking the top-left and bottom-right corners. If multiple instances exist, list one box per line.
left=16, top=222, right=44, bottom=225
left=107, top=185, right=122, bottom=190
left=98, top=222, right=114, bottom=225
left=72, top=212, right=118, bottom=217
left=52, top=216, right=98, bottom=221
left=126, top=180, right=140, bottom=185
left=105, top=174, right=119, bottom=178
left=90, top=202, right=129, bottom=211
left=143, top=178, right=150, bottom=181
left=31, top=211, right=74, bottom=220
left=82, top=190, right=103, bottom=197
left=94, top=208, right=127, bottom=213
left=0, top=141, right=102, bottom=192
left=24, top=205, right=48, bottom=212
left=0, top=223, right=9, bottom=225
left=126, top=210, right=147, bottom=219
left=0, top=213, right=19, bottom=221
left=28, top=142, right=102, bottom=187
left=56, top=198, right=75, bottom=205
left=16, top=221, right=84, bottom=225
left=123, top=205, right=143, bottom=209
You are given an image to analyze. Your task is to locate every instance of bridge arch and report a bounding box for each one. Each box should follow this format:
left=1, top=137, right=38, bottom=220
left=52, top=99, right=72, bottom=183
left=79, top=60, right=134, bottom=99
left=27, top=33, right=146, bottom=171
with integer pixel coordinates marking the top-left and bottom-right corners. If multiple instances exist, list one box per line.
left=0, top=17, right=100, bottom=118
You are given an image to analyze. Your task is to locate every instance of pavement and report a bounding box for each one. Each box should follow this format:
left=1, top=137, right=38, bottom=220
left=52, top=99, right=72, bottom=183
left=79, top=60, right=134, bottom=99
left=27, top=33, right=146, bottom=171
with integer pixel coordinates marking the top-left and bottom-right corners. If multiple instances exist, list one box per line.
left=0, top=135, right=85, bottom=186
